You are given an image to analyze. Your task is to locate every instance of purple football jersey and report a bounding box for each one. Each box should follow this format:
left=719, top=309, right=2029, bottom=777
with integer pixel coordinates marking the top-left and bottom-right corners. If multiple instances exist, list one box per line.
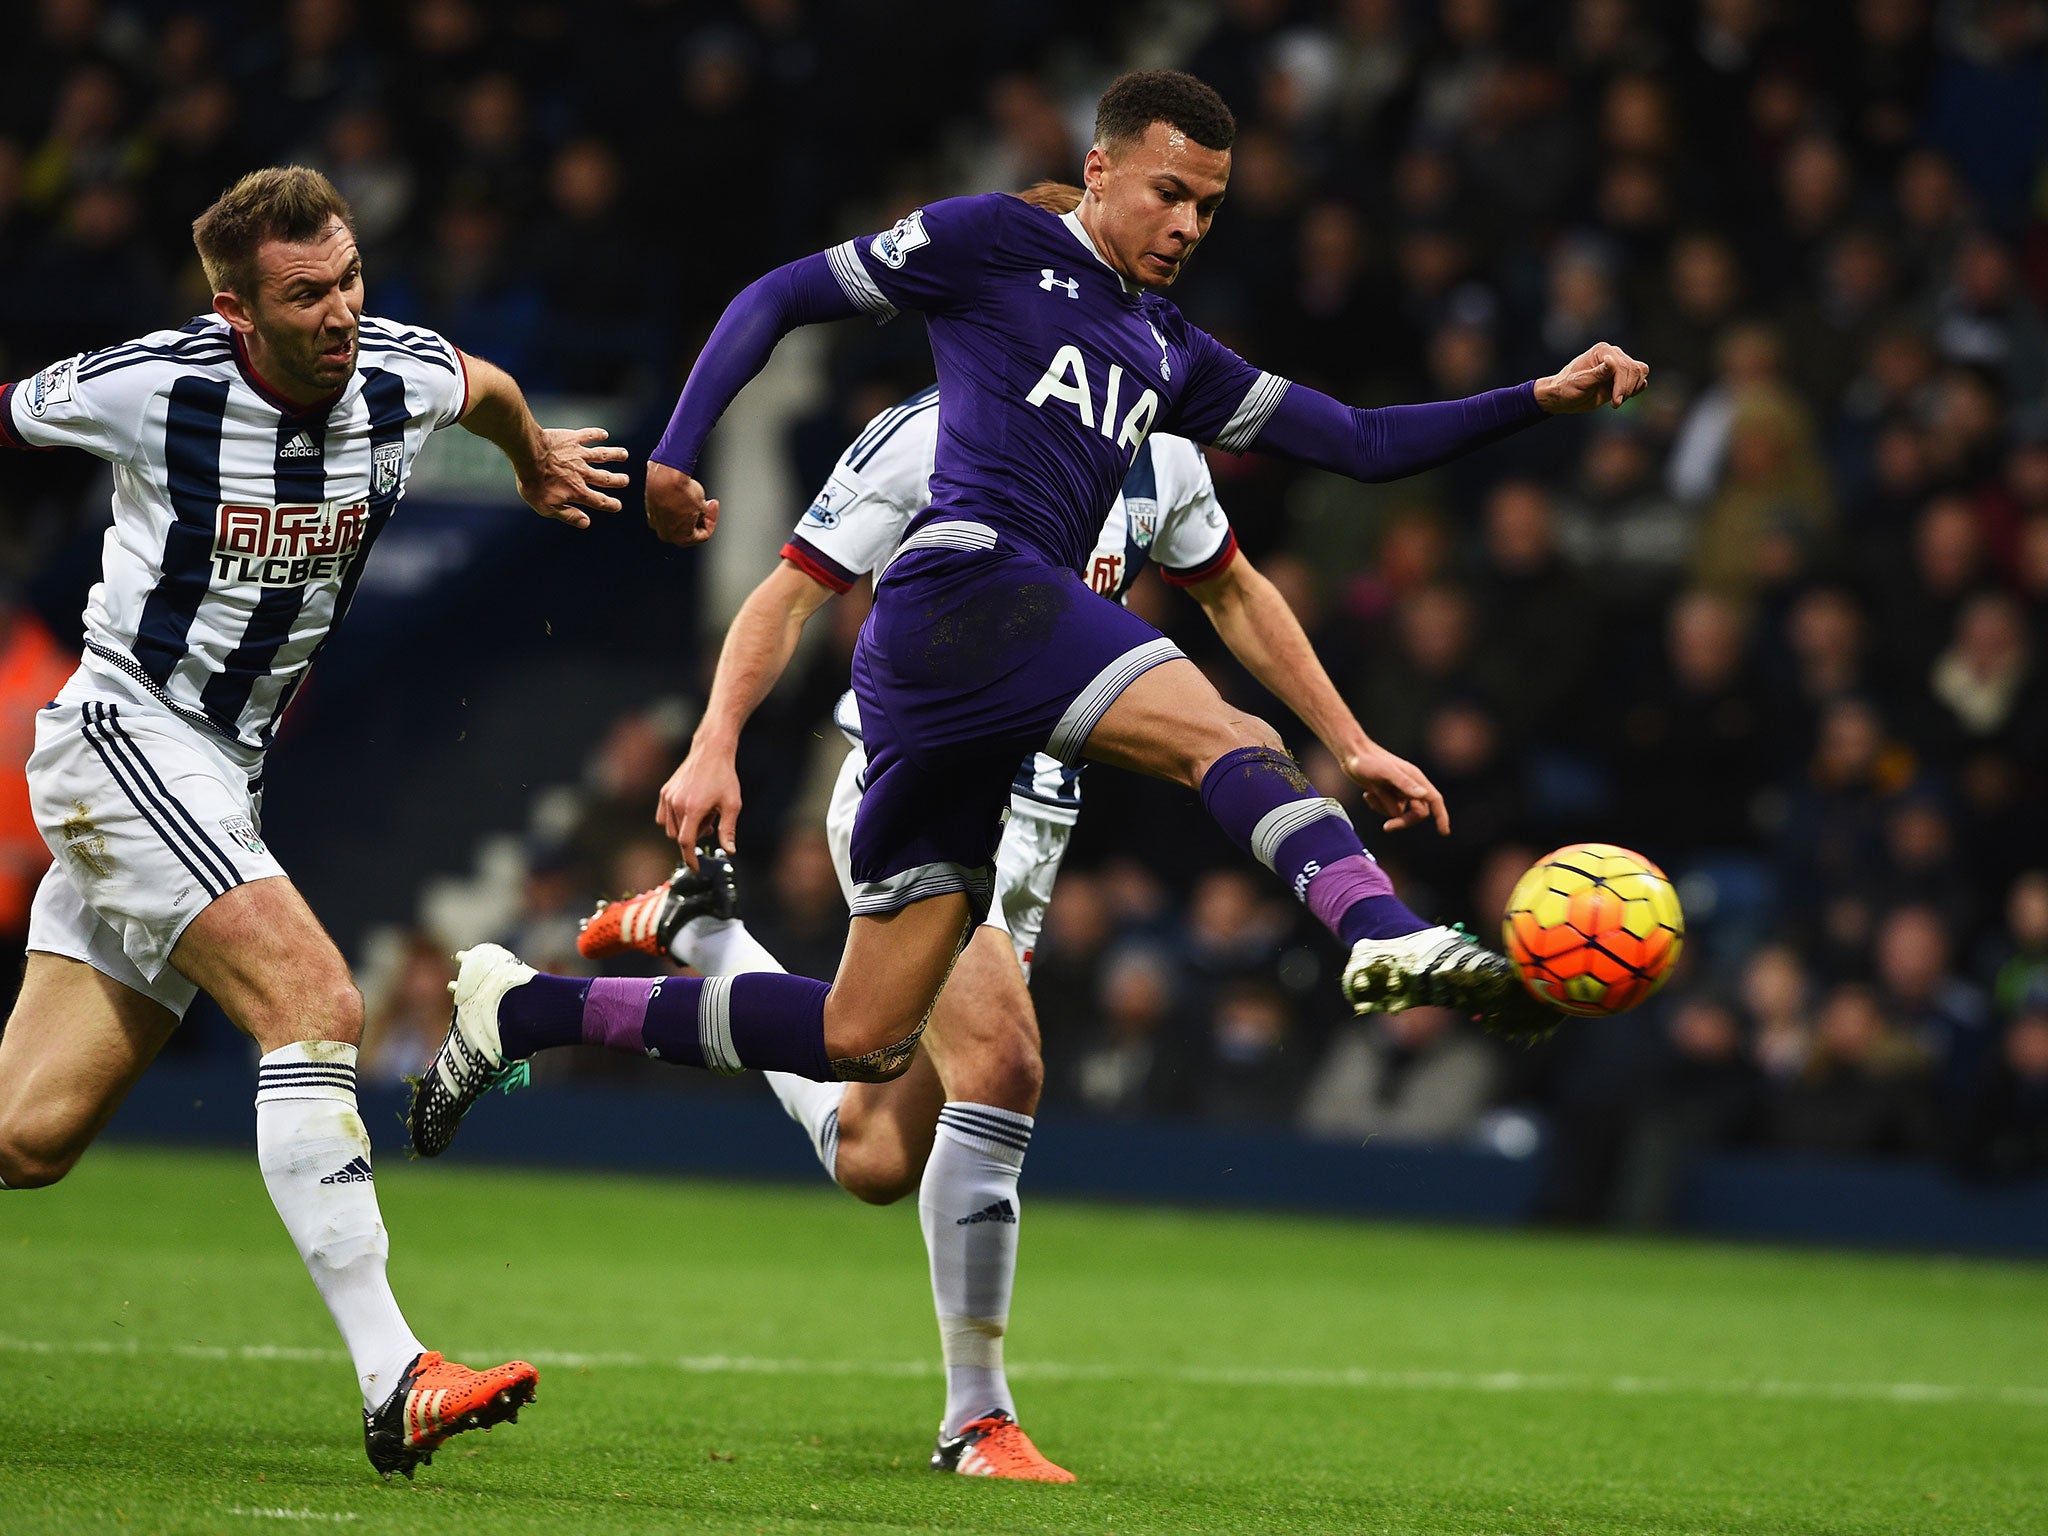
left=826, top=193, right=1286, bottom=572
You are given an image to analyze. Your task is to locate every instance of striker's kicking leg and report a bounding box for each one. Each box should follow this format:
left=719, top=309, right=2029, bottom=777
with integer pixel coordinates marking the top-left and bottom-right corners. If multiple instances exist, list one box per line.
left=1086, top=660, right=1555, bottom=1033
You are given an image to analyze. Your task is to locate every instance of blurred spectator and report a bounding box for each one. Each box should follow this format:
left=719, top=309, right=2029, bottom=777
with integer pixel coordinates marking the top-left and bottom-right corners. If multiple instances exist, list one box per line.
left=1352, top=584, right=1482, bottom=760
left=1690, top=385, right=1834, bottom=599
left=1617, top=590, right=1768, bottom=860
left=1075, top=944, right=1180, bottom=1118
left=749, top=829, right=849, bottom=985
left=1984, top=870, right=2048, bottom=1018
left=1874, top=902, right=1995, bottom=1113
left=1551, top=419, right=1693, bottom=612
left=1741, top=943, right=1815, bottom=1082
left=1922, top=0, right=2048, bottom=231
left=361, top=932, right=459, bottom=1084
left=1768, top=982, right=1936, bottom=1157
left=314, top=103, right=413, bottom=267
left=1922, top=593, right=2048, bottom=767
left=1298, top=1006, right=1498, bottom=1145
left=1611, top=993, right=1762, bottom=1225
left=529, top=137, right=664, bottom=394
left=1196, top=981, right=1308, bottom=1129
left=1470, top=479, right=1594, bottom=742
left=1953, top=1005, right=2048, bottom=1181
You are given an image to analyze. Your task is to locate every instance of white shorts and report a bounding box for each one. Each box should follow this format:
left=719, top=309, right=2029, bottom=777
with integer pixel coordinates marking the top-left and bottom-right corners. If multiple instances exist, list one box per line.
left=25, top=671, right=283, bottom=1015
left=825, top=745, right=1072, bottom=979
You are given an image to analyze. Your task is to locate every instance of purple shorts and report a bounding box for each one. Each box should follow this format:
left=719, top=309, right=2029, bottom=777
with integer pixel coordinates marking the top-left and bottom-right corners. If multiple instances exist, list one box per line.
left=847, top=524, right=1181, bottom=917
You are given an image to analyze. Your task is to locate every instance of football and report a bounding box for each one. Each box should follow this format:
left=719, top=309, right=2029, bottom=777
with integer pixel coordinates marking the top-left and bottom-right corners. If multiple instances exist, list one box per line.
left=1502, top=843, right=1684, bottom=1016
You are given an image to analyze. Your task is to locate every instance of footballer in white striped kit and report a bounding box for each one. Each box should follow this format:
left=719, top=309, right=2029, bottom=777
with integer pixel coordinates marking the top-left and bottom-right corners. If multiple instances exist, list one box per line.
left=0, top=167, right=629, bottom=1477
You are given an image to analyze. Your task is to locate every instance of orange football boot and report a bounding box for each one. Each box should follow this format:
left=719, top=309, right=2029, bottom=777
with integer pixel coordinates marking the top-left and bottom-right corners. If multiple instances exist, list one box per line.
left=930, top=1411, right=1075, bottom=1482
left=577, top=845, right=738, bottom=961
left=363, top=1350, right=538, bottom=1479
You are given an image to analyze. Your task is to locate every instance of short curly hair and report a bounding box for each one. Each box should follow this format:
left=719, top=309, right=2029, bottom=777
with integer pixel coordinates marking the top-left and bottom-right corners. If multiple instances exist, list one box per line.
left=192, top=166, right=355, bottom=300
left=1094, top=70, right=1236, bottom=155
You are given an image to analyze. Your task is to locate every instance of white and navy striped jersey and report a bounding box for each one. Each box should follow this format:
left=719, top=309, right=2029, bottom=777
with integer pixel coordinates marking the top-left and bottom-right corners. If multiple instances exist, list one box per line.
left=0, top=313, right=468, bottom=752
left=790, top=388, right=1236, bottom=824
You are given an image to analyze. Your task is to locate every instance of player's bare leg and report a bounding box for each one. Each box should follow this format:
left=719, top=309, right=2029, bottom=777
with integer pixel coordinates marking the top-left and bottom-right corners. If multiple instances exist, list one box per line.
left=833, top=927, right=1039, bottom=1201
left=0, top=954, right=179, bottom=1187
left=576, top=865, right=1066, bottom=1477
left=1086, top=659, right=1549, bottom=1033
left=173, top=877, right=536, bottom=1478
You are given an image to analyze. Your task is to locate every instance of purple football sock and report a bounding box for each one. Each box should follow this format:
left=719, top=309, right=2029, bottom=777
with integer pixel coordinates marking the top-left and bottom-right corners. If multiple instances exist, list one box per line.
left=497, top=971, right=834, bottom=1078
left=496, top=974, right=593, bottom=1058
left=1198, top=746, right=1429, bottom=943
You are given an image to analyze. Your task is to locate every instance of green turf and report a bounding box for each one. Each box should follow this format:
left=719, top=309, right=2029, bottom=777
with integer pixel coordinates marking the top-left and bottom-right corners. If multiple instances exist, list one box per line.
left=2, top=1146, right=2044, bottom=1534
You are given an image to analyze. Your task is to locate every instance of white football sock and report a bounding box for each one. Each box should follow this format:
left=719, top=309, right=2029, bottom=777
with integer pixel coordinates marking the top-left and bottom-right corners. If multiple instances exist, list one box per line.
left=670, top=914, right=785, bottom=976
left=765, top=1071, right=846, bottom=1181
left=672, top=916, right=847, bottom=1181
left=255, top=1042, right=424, bottom=1411
left=922, top=1103, right=1031, bottom=1436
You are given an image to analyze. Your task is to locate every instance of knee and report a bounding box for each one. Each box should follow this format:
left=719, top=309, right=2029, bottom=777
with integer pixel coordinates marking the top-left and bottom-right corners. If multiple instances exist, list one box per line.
left=980, top=1025, right=1044, bottom=1113
left=0, top=1135, right=80, bottom=1189
left=824, top=999, right=929, bottom=1083
left=1190, top=715, right=1285, bottom=786
left=832, top=1027, right=923, bottom=1083
left=303, top=976, right=364, bottom=1049
left=836, top=1156, right=918, bottom=1206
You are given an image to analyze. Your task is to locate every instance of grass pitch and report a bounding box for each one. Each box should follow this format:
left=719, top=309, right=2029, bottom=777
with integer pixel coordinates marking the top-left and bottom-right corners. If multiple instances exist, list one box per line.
left=2, top=1146, right=2044, bottom=1534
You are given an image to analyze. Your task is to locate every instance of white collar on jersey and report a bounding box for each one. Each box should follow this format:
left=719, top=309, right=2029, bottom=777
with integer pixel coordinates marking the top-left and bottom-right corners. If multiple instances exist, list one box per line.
left=1060, top=210, right=1141, bottom=298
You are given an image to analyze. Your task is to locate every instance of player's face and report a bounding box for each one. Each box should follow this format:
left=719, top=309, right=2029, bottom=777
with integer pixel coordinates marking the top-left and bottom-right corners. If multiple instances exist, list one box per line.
left=1082, top=122, right=1230, bottom=291
left=223, top=218, right=364, bottom=401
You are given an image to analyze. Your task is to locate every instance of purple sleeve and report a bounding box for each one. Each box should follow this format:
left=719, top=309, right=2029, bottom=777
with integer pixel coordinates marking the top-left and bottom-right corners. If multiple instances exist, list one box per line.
left=649, top=253, right=861, bottom=475
left=1248, top=381, right=1548, bottom=481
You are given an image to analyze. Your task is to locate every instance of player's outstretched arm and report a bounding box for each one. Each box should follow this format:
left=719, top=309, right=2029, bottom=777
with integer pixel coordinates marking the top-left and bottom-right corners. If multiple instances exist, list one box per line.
left=458, top=352, right=629, bottom=527
left=1243, top=343, right=1649, bottom=482
left=645, top=256, right=866, bottom=547
left=658, top=561, right=837, bottom=868
left=1187, top=552, right=1448, bottom=836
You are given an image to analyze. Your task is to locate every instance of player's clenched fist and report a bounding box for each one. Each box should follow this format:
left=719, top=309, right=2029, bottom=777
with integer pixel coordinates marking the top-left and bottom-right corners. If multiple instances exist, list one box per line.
left=646, top=461, right=721, bottom=546
left=1534, top=342, right=1649, bottom=414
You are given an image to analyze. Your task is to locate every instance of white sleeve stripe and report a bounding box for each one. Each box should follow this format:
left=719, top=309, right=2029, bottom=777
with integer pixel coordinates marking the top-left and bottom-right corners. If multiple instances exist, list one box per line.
left=1212, top=372, right=1291, bottom=453
left=827, top=240, right=898, bottom=321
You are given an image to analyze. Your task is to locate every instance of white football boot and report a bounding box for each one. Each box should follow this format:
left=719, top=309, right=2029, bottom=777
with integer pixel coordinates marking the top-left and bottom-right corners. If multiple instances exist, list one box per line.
left=407, top=944, right=535, bottom=1157
left=1342, top=924, right=1556, bottom=1037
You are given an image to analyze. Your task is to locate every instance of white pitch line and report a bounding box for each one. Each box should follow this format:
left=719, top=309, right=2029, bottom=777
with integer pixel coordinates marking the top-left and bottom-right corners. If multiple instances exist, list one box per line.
left=4, top=1335, right=2044, bottom=1410
left=224, top=1511, right=359, bottom=1524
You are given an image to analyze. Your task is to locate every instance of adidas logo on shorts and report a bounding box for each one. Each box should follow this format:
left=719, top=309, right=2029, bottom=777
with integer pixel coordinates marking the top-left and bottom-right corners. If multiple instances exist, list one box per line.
left=320, top=1155, right=374, bottom=1184
left=956, top=1198, right=1017, bottom=1226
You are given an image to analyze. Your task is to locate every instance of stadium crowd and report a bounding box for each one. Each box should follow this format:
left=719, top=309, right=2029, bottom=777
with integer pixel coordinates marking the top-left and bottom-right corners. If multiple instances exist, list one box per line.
left=3, top=0, right=2047, bottom=1220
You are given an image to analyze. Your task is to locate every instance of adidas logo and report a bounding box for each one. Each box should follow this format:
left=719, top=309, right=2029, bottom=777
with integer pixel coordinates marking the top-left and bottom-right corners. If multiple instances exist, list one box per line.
left=279, top=431, right=320, bottom=459
left=320, top=1155, right=374, bottom=1184
left=956, top=1198, right=1017, bottom=1226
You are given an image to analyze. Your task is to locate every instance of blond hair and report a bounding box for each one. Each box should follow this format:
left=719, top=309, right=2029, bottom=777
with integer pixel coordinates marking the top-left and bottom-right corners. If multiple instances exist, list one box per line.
left=192, top=166, right=355, bottom=299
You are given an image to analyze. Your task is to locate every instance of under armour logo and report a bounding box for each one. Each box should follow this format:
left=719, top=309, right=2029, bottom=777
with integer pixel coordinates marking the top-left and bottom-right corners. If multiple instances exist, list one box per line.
left=1039, top=269, right=1079, bottom=298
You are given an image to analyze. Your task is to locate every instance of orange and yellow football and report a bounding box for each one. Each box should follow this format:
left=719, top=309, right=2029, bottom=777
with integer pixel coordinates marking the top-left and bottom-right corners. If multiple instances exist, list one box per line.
left=1502, top=843, right=1684, bottom=1016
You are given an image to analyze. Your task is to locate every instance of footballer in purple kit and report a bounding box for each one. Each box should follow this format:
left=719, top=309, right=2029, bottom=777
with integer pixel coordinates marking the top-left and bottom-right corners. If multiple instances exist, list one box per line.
left=408, top=63, right=1647, bottom=1369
